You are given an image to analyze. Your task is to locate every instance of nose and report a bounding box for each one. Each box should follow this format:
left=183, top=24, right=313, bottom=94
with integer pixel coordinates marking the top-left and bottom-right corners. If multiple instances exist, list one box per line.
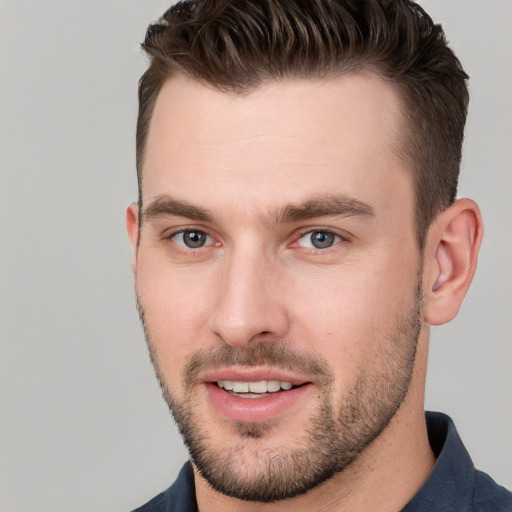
left=208, top=247, right=290, bottom=347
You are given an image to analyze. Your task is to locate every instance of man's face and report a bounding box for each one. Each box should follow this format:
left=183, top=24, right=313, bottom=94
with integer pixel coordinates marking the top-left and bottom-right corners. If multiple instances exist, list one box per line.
left=130, top=73, right=425, bottom=501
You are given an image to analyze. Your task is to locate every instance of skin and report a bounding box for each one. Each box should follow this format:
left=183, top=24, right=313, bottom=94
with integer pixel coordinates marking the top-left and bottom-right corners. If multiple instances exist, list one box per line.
left=127, top=72, right=483, bottom=511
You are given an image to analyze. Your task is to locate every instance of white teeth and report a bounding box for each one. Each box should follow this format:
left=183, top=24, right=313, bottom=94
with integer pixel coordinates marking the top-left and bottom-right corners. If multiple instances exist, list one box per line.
left=248, top=381, right=267, bottom=393
left=267, top=380, right=281, bottom=392
left=217, top=380, right=294, bottom=393
left=232, top=382, right=249, bottom=393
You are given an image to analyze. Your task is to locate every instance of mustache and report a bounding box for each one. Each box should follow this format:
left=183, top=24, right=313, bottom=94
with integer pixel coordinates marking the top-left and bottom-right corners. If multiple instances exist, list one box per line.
left=183, top=342, right=333, bottom=390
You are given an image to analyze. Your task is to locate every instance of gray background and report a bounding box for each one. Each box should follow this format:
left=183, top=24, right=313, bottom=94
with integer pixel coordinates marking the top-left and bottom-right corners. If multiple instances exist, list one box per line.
left=0, top=1, right=510, bottom=511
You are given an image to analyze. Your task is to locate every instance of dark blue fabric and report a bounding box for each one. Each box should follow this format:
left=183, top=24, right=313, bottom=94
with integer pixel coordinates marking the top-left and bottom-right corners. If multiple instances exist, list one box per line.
left=402, top=412, right=512, bottom=511
left=131, top=462, right=197, bottom=512
left=131, top=412, right=512, bottom=511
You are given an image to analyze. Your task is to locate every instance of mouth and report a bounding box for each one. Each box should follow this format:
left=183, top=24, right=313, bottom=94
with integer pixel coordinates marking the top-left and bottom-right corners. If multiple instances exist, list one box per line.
left=200, top=370, right=314, bottom=423
left=216, top=379, right=297, bottom=398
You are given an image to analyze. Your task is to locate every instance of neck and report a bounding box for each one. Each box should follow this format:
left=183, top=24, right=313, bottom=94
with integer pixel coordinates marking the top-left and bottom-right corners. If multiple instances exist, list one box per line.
left=195, top=333, right=434, bottom=512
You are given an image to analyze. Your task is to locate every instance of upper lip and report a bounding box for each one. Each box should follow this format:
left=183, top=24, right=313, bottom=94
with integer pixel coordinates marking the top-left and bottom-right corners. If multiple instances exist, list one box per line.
left=200, top=367, right=312, bottom=386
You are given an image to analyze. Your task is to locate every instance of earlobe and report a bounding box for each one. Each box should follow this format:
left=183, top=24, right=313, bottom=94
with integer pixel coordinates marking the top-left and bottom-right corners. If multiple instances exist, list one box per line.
left=126, top=203, right=140, bottom=273
left=423, top=199, right=483, bottom=326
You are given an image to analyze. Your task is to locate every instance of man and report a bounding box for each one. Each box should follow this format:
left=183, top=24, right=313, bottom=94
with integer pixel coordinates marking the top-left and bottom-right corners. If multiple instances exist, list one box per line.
left=126, top=0, right=512, bottom=510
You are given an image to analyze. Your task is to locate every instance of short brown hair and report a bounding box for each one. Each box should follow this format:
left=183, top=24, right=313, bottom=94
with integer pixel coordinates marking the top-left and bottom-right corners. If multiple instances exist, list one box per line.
left=137, top=0, right=469, bottom=249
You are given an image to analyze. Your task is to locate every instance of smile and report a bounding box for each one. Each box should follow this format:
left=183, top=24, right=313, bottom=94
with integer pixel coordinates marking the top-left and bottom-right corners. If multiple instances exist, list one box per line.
left=205, top=377, right=312, bottom=423
left=216, top=380, right=294, bottom=396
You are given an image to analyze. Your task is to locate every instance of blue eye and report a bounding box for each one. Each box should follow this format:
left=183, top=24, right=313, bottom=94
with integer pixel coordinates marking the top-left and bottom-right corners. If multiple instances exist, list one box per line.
left=297, top=230, right=341, bottom=249
left=172, top=230, right=212, bottom=249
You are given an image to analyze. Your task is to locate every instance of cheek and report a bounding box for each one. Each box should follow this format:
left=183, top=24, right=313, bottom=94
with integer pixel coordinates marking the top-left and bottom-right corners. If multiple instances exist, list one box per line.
left=287, top=255, right=418, bottom=383
left=136, top=257, right=217, bottom=380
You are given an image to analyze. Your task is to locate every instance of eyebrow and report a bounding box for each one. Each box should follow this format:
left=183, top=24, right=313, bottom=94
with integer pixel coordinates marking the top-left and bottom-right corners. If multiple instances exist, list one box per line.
left=143, top=195, right=214, bottom=223
left=142, top=193, right=375, bottom=226
left=273, top=194, right=375, bottom=224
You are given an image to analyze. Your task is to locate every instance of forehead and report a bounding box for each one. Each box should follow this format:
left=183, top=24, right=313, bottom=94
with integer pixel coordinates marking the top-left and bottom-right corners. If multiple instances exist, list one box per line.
left=142, top=73, right=412, bottom=224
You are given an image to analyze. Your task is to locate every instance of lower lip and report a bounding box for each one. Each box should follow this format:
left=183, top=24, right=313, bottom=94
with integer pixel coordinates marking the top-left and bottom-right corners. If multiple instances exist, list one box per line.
left=203, top=382, right=313, bottom=423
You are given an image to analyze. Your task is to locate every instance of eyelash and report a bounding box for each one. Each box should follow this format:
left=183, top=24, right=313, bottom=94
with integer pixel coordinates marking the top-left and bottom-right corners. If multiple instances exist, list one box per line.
left=164, top=228, right=218, bottom=253
left=291, top=229, right=346, bottom=253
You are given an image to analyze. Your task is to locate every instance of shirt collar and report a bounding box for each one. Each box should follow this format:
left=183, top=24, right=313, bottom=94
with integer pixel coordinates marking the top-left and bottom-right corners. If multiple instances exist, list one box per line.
left=402, top=411, right=475, bottom=511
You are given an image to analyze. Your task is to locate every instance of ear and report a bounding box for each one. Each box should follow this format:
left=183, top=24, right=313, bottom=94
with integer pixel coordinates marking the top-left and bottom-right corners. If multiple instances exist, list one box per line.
left=126, top=203, right=140, bottom=274
left=423, top=198, right=483, bottom=325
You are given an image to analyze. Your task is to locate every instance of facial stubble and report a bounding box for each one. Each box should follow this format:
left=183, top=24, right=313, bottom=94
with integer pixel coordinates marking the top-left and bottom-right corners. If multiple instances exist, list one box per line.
left=136, top=280, right=422, bottom=503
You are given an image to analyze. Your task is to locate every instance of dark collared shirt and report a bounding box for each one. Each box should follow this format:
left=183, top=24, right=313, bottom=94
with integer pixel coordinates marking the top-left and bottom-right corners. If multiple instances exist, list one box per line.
left=132, top=412, right=512, bottom=511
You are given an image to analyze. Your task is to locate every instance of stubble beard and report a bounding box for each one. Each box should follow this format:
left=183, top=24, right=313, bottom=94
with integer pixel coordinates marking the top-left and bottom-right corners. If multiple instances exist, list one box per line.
left=136, top=280, right=423, bottom=503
